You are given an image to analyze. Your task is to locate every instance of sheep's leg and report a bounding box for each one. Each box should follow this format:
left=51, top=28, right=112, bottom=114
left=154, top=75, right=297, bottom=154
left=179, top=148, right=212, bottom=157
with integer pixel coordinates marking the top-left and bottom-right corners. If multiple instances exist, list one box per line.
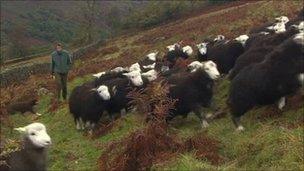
left=76, top=119, right=81, bottom=130
left=120, top=108, right=126, bottom=117
left=194, top=108, right=209, bottom=128
left=79, top=118, right=85, bottom=130
left=277, top=97, right=286, bottom=110
left=85, top=121, right=91, bottom=129
left=232, top=116, right=244, bottom=131
left=87, top=122, right=95, bottom=135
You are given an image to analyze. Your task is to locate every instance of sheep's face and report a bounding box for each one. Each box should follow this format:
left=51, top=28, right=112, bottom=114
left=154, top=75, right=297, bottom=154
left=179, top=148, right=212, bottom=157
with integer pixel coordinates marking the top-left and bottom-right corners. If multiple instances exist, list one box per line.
left=275, top=16, right=289, bottom=24
left=299, top=22, right=304, bottom=33
left=188, top=61, right=203, bottom=73
left=298, top=73, right=304, bottom=85
left=167, top=43, right=181, bottom=51
left=293, top=32, right=304, bottom=45
left=111, top=67, right=126, bottom=73
left=214, top=35, right=225, bottom=42
left=292, top=21, right=304, bottom=33
left=182, top=45, right=193, bottom=56
left=129, top=63, right=141, bottom=72
left=235, top=35, right=249, bottom=46
left=268, top=22, right=286, bottom=33
left=96, top=85, right=111, bottom=100
left=15, top=123, right=51, bottom=148
left=93, top=72, right=106, bottom=78
left=123, top=71, right=144, bottom=86
left=143, top=63, right=156, bottom=69
left=147, top=51, right=158, bottom=61
left=202, top=61, right=220, bottom=80
left=141, top=69, right=158, bottom=82
left=196, top=43, right=208, bottom=55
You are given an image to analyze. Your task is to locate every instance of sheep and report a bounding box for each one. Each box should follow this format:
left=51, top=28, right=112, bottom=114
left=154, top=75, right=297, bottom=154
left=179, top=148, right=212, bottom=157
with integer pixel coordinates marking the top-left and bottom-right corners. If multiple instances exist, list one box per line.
left=165, top=60, right=220, bottom=128
left=141, top=69, right=158, bottom=82
left=7, top=99, right=37, bottom=115
left=129, top=63, right=141, bottom=72
left=101, top=71, right=145, bottom=119
left=196, top=34, right=249, bottom=74
left=137, top=52, right=159, bottom=72
left=214, top=35, right=225, bottom=42
left=69, top=83, right=112, bottom=130
left=228, top=33, right=304, bottom=131
left=164, top=43, right=191, bottom=68
left=229, top=25, right=301, bottom=80
left=249, top=16, right=289, bottom=34
left=5, top=123, right=51, bottom=171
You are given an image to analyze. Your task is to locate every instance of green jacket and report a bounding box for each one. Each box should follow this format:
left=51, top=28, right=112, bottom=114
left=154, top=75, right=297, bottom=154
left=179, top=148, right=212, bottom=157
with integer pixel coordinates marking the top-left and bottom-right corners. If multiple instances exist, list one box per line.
left=51, top=50, right=72, bottom=74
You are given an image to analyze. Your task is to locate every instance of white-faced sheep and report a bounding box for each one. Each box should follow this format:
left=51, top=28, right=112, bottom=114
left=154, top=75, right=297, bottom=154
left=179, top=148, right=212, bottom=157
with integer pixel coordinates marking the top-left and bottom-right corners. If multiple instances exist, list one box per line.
left=164, top=43, right=191, bottom=68
left=229, top=25, right=301, bottom=80
left=101, top=71, right=145, bottom=119
left=228, top=33, right=304, bottom=131
left=165, top=60, right=220, bottom=128
left=196, top=34, right=249, bottom=74
left=249, top=16, right=289, bottom=34
left=69, top=83, right=112, bottom=130
left=4, top=123, right=51, bottom=171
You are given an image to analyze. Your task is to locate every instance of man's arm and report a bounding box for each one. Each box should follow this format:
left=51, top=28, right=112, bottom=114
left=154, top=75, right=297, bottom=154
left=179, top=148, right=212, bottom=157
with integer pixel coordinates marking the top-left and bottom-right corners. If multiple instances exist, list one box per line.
left=51, top=54, right=55, bottom=75
left=67, top=52, right=72, bottom=69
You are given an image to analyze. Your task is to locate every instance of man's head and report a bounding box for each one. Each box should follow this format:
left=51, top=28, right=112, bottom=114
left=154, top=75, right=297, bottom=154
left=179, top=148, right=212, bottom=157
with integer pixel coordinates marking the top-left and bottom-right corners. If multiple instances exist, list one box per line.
left=56, top=43, right=63, bottom=52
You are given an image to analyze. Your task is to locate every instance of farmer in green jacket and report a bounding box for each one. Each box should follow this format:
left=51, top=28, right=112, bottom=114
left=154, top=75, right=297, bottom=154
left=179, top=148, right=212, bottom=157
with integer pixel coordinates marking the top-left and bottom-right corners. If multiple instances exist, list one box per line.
left=51, top=43, right=72, bottom=100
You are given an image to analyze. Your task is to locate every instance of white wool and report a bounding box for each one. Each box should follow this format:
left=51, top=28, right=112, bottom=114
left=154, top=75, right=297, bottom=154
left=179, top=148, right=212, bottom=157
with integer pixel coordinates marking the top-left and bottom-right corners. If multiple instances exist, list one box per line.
left=182, top=45, right=193, bottom=56
left=93, top=72, right=106, bottom=78
left=142, top=63, right=156, bottom=69
left=202, top=61, right=220, bottom=80
left=123, top=70, right=143, bottom=86
left=14, top=123, right=51, bottom=148
left=141, top=69, right=158, bottom=82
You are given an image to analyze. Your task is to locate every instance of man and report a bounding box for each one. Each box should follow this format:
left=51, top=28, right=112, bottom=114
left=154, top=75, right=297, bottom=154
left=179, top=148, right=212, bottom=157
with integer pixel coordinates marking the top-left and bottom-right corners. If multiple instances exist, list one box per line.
left=51, top=43, right=72, bottom=100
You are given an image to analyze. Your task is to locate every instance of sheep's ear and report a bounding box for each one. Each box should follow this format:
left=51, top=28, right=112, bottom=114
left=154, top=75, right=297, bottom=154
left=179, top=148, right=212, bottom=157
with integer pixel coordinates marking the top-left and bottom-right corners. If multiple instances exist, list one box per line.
left=90, top=88, right=97, bottom=92
left=123, top=73, right=129, bottom=77
left=14, top=127, right=26, bottom=133
left=112, top=86, right=117, bottom=95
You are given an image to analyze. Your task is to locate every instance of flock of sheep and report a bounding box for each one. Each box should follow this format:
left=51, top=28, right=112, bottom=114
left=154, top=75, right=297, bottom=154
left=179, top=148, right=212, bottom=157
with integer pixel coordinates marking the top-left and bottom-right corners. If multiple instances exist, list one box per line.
left=2, top=8, right=303, bottom=171
left=69, top=8, right=303, bottom=132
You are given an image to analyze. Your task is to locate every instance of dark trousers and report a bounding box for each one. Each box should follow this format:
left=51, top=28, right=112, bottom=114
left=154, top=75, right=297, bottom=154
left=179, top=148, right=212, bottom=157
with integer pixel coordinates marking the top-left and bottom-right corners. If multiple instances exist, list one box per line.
left=55, top=73, right=68, bottom=100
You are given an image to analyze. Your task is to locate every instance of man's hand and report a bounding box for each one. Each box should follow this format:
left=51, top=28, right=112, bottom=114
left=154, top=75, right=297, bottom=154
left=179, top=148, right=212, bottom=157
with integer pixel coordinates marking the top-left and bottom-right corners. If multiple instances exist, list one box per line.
left=51, top=74, right=55, bottom=79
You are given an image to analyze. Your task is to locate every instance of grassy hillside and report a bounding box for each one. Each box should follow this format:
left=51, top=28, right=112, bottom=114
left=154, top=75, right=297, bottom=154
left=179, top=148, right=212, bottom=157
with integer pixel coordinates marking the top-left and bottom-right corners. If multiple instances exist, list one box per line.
left=1, top=1, right=303, bottom=170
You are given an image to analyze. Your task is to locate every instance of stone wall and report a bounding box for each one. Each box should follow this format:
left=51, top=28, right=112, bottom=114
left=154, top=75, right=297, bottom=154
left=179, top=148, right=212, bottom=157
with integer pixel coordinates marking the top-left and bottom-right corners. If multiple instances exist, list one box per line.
left=0, top=40, right=105, bottom=87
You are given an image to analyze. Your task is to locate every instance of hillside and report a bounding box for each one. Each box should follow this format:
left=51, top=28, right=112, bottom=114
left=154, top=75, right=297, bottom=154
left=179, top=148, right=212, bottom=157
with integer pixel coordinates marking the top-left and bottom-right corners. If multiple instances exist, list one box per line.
left=1, top=1, right=303, bottom=170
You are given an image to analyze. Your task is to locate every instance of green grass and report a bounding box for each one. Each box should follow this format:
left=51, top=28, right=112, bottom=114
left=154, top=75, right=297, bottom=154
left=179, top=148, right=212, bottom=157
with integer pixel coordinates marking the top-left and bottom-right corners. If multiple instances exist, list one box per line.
left=1, top=2, right=304, bottom=170
left=1, top=75, right=144, bottom=170
left=4, top=75, right=302, bottom=170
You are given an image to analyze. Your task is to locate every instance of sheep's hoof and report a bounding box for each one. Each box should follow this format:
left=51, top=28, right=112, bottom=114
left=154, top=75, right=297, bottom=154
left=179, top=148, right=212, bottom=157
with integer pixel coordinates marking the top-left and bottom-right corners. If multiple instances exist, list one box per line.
left=88, top=130, right=93, bottom=136
left=206, top=113, right=213, bottom=119
left=236, top=125, right=245, bottom=132
left=201, top=120, right=209, bottom=128
left=35, top=113, right=42, bottom=116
